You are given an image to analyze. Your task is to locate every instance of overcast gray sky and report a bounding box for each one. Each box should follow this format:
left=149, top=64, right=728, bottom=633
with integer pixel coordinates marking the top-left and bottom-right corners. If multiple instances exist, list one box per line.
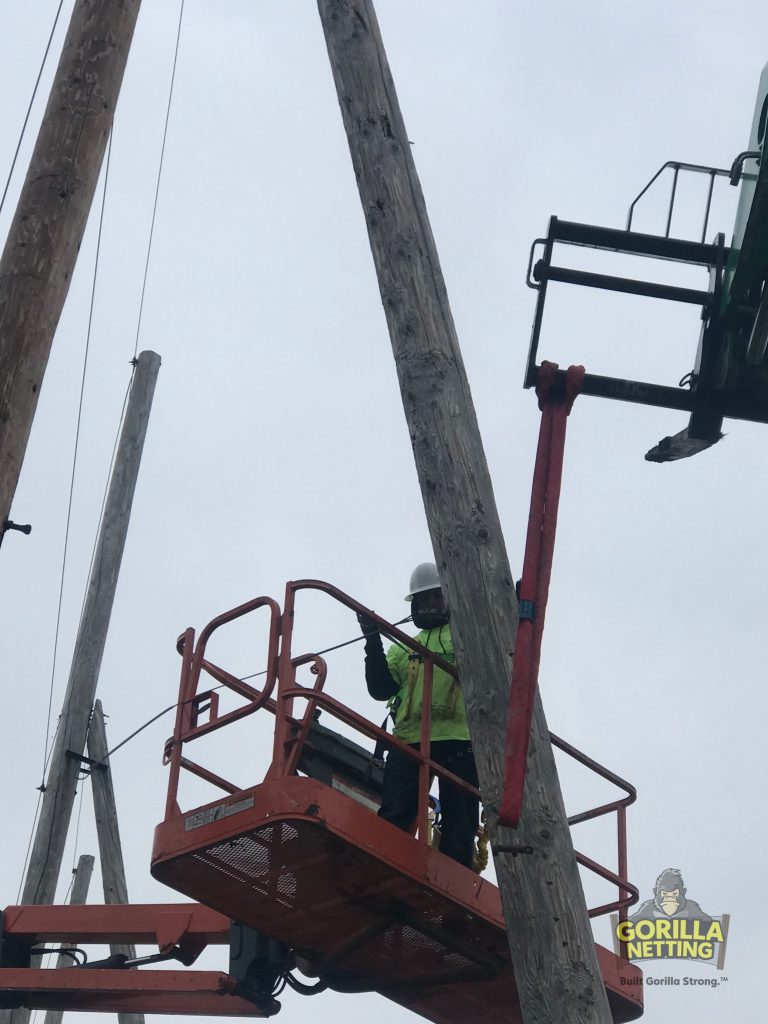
left=1, top=2, right=766, bottom=1022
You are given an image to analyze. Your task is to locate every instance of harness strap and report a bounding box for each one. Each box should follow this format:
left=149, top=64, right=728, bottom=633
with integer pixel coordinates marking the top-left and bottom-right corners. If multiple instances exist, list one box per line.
left=400, top=653, right=421, bottom=723
left=499, top=361, right=584, bottom=827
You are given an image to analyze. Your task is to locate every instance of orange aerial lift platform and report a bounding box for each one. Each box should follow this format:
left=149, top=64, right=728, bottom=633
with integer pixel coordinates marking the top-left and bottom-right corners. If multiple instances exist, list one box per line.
left=1, top=582, right=642, bottom=1020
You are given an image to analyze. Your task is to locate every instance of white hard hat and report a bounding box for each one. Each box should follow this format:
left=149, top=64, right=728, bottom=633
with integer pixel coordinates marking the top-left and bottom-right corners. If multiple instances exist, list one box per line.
left=405, top=562, right=442, bottom=601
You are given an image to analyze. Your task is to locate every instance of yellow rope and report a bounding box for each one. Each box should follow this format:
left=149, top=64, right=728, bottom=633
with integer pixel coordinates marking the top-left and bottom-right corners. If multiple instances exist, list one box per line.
left=472, top=811, right=489, bottom=874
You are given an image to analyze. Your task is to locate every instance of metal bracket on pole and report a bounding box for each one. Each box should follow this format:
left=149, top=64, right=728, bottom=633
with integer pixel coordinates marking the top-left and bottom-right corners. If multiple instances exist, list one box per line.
left=0, top=521, right=32, bottom=549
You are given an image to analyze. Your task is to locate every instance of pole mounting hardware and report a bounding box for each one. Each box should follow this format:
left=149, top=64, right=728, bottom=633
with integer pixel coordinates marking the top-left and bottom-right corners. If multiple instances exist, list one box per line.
left=0, top=519, right=32, bottom=548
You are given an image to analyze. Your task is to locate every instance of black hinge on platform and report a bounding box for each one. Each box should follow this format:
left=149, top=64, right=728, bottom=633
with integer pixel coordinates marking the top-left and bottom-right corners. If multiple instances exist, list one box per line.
left=229, top=923, right=293, bottom=1004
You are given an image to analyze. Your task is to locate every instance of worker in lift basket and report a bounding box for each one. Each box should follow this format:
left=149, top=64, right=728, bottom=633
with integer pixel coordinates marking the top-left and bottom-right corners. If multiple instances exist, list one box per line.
left=358, top=563, right=480, bottom=868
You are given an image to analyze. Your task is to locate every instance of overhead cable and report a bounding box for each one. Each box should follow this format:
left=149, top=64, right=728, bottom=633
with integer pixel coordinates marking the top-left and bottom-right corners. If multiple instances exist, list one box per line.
left=0, top=0, right=66, bottom=219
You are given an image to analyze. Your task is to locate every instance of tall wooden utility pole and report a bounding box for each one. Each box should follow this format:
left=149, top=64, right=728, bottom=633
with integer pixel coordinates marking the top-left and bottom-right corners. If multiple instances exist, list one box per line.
left=21, top=351, right=159, bottom=905
left=88, top=700, right=145, bottom=1024
left=316, top=5, right=611, bottom=1022
left=43, top=854, right=94, bottom=1024
left=3, top=351, right=160, bottom=1024
left=0, top=0, right=143, bottom=533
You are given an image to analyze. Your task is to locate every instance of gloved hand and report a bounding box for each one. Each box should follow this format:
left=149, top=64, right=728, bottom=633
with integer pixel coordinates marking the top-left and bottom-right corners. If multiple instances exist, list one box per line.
left=357, top=612, right=380, bottom=638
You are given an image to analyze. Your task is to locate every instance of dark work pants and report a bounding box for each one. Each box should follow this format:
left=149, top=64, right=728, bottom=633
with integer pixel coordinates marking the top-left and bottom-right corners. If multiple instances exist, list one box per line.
left=378, top=739, right=480, bottom=868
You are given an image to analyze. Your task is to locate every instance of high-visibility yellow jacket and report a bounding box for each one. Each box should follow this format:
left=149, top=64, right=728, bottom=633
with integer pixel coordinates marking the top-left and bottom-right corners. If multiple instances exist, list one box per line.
left=385, top=625, right=470, bottom=744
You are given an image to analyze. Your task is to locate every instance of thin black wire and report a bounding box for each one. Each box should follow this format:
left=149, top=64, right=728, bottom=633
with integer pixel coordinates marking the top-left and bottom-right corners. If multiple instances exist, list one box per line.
left=271, top=975, right=288, bottom=998
left=62, top=865, right=76, bottom=905
left=30, top=947, right=84, bottom=967
left=39, top=132, right=114, bottom=788
left=15, top=790, right=43, bottom=903
left=95, top=616, right=413, bottom=766
left=19, top=129, right=112, bottom=908
left=283, top=971, right=328, bottom=996
left=14, top=708, right=66, bottom=902
left=132, top=0, right=185, bottom=358
left=0, top=0, right=66, bottom=219
left=74, top=369, right=133, bottom=640
left=25, top=326, right=136, bottom=911
left=72, top=0, right=181, bottom=632
left=32, top=375, right=128, bottom=902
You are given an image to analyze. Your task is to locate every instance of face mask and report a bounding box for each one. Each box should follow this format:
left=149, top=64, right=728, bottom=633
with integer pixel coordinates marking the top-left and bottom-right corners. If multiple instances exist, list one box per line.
left=411, top=590, right=450, bottom=630
left=412, top=609, right=450, bottom=629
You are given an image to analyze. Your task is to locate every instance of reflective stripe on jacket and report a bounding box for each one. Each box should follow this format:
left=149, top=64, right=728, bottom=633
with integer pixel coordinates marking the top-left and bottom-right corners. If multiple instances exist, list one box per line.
left=385, top=625, right=470, bottom=744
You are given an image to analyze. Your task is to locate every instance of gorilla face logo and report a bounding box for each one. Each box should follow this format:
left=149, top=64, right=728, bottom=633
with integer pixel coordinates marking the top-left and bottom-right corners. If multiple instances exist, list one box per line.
left=656, top=885, right=682, bottom=917
left=629, top=866, right=712, bottom=922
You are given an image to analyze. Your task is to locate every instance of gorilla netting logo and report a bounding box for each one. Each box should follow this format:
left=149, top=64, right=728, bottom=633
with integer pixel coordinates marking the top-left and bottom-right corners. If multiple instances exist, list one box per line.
left=612, top=868, right=730, bottom=968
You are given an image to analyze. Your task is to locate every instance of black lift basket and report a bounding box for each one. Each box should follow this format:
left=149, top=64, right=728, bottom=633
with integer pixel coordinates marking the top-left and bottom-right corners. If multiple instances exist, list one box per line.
left=524, top=160, right=768, bottom=461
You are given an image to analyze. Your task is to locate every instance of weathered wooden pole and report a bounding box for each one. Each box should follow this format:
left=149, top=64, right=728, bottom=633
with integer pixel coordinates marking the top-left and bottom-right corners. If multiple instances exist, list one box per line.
left=16, top=349, right=159, bottom=890
left=88, top=700, right=133, bottom=910
left=0, top=0, right=143, bottom=533
left=316, top=4, right=611, bottom=1022
left=3, top=351, right=159, bottom=1024
left=43, top=854, right=95, bottom=1024
left=87, top=700, right=145, bottom=1024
